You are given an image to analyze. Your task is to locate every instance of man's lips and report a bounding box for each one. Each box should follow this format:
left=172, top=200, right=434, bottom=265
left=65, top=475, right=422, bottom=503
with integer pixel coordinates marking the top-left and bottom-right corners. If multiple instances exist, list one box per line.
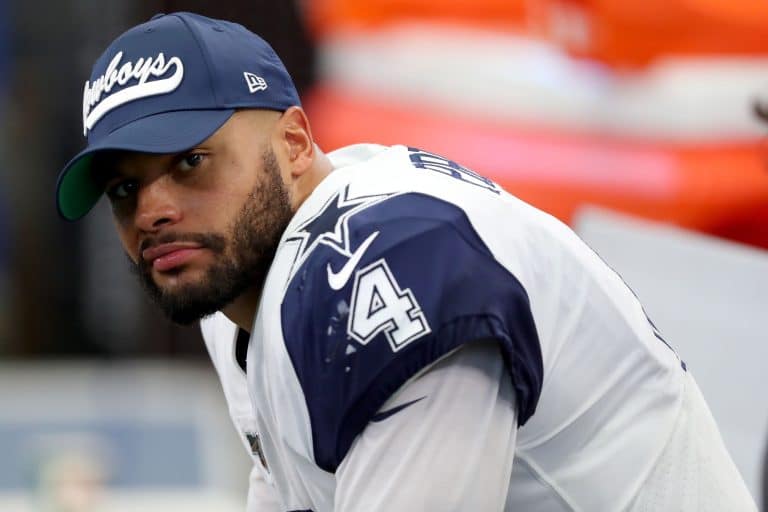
left=142, top=243, right=205, bottom=272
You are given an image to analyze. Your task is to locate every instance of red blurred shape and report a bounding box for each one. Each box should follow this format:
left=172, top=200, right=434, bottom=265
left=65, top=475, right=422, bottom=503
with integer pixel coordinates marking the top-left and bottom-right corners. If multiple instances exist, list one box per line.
left=304, top=0, right=528, bottom=37
left=305, top=85, right=768, bottom=249
left=530, top=0, right=768, bottom=67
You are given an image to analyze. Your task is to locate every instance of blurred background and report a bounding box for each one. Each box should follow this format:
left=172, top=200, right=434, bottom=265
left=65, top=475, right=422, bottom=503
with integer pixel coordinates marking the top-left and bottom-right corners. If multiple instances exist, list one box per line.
left=1, top=0, right=767, bottom=510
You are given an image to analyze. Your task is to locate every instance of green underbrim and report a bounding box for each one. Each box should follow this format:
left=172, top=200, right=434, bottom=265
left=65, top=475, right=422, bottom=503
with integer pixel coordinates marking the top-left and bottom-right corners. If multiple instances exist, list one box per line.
left=57, top=154, right=102, bottom=221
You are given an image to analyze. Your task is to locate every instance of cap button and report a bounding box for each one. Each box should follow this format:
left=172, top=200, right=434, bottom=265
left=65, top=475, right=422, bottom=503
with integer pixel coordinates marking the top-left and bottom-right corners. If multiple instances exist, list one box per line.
left=150, top=13, right=165, bottom=20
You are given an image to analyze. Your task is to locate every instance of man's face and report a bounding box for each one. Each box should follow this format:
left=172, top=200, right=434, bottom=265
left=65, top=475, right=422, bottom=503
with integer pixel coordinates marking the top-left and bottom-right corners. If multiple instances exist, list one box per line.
left=100, top=111, right=294, bottom=324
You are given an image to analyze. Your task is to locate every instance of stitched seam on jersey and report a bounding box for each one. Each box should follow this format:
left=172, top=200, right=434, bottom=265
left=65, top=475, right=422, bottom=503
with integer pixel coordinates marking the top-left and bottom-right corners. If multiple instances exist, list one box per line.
left=514, top=451, right=580, bottom=511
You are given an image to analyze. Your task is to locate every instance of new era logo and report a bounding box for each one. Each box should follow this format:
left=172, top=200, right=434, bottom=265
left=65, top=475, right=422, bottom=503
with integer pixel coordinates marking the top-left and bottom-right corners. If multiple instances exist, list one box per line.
left=244, top=72, right=267, bottom=93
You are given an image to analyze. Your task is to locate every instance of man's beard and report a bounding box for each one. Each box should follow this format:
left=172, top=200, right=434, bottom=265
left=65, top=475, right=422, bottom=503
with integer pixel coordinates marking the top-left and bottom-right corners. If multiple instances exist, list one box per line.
left=131, top=148, right=294, bottom=325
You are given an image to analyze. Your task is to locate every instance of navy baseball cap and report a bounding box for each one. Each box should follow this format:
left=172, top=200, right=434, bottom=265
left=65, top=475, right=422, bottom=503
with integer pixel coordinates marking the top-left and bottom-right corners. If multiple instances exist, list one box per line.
left=56, top=12, right=301, bottom=221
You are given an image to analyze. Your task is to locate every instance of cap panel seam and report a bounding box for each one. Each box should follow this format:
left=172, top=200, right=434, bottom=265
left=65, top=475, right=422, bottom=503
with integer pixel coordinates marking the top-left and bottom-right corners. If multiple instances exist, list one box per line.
left=174, top=14, right=220, bottom=106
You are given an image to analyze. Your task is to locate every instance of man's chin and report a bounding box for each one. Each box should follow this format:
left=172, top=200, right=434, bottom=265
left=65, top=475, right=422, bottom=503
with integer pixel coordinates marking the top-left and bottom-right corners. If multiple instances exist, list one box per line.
left=154, top=286, right=231, bottom=325
left=165, top=306, right=217, bottom=326
left=151, top=264, right=209, bottom=289
left=139, top=268, right=230, bottom=325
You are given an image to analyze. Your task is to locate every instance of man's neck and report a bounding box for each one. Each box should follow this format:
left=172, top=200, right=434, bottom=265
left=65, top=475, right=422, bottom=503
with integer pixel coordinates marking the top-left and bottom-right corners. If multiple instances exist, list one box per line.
left=221, top=287, right=262, bottom=333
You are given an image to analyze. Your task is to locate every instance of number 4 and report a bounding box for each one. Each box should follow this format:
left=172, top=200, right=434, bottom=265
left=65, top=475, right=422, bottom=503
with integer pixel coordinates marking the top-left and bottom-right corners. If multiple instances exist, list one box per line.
left=348, top=259, right=431, bottom=352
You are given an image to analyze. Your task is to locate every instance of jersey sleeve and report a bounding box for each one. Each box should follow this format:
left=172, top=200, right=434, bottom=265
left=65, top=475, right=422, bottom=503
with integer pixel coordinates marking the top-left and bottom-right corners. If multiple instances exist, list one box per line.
left=281, top=193, right=543, bottom=472
left=335, top=341, right=518, bottom=511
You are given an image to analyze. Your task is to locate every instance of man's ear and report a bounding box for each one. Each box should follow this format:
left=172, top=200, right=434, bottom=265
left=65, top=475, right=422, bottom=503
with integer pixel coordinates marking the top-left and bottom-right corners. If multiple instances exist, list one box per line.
left=277, top=106, right=314, bottom=177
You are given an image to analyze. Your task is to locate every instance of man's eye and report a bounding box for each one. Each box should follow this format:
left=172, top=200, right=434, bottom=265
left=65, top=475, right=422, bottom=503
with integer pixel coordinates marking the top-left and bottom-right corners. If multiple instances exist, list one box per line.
left=178, top=153, right=204, bottom=172
left=107, top=180, right=138, bottom=200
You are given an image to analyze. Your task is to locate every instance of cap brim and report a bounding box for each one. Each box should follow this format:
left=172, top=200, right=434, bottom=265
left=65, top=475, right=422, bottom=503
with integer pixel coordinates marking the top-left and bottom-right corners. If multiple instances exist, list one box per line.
left=56, top=109, right=235, bottom=221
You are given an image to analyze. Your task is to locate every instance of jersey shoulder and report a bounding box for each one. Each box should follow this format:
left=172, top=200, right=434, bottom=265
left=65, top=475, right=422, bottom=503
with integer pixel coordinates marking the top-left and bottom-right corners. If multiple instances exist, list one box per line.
left=280, top=189, right=543, bottom=472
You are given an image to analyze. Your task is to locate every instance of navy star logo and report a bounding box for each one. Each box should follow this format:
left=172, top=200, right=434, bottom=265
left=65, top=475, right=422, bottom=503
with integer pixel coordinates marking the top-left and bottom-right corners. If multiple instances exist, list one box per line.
left=284, top=185, right=392, bottom=280
left=292, top=190, right=359, bottom=257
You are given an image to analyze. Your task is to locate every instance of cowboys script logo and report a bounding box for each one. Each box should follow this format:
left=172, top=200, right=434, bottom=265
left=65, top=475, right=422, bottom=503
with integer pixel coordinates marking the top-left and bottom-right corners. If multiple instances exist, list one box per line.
left=82, top=51, right=184, bottom=135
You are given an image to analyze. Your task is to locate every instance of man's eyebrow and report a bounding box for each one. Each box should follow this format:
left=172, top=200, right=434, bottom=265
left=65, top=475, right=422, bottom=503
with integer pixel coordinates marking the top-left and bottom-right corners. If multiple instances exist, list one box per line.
left=91, top=151, right=123, bottom=188
left=94, top=167, right=118, bottom=187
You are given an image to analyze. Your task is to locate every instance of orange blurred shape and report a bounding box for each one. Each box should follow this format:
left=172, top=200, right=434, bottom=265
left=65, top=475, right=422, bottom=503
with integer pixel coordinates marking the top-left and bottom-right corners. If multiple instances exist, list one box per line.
left=304, top=0, right=528, bottom=37
left=529, top=0, right=768, bottom=67
left=305, top=85, right=768, bottom=249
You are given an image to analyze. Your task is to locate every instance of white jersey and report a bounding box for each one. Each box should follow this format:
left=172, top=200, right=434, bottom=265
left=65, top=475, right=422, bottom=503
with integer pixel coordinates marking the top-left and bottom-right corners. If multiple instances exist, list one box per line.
left=200, top=144, right=755, bottom=511
left=200, top=316, right=281, bottom=511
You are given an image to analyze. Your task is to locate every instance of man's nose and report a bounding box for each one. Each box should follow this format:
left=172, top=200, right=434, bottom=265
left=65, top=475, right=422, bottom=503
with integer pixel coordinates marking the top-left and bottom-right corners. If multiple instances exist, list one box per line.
left=135, top=178, right=182, bottom=232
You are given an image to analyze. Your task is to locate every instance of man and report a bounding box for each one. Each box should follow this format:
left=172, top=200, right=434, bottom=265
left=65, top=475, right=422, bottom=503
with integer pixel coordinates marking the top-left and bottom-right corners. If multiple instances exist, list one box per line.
left=56, top=12, right=756, bottom=511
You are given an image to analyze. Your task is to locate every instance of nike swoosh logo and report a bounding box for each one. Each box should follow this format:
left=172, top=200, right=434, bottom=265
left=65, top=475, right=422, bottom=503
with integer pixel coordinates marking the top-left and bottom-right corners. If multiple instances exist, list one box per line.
left=371, top=396, right=426, bottom=423
left=327, top=231, right=379, bottom=290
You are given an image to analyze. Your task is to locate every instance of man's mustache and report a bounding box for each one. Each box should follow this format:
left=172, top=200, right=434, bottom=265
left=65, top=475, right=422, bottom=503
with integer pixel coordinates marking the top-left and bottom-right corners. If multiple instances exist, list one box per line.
left=139, top=231, right=227, bottom=257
